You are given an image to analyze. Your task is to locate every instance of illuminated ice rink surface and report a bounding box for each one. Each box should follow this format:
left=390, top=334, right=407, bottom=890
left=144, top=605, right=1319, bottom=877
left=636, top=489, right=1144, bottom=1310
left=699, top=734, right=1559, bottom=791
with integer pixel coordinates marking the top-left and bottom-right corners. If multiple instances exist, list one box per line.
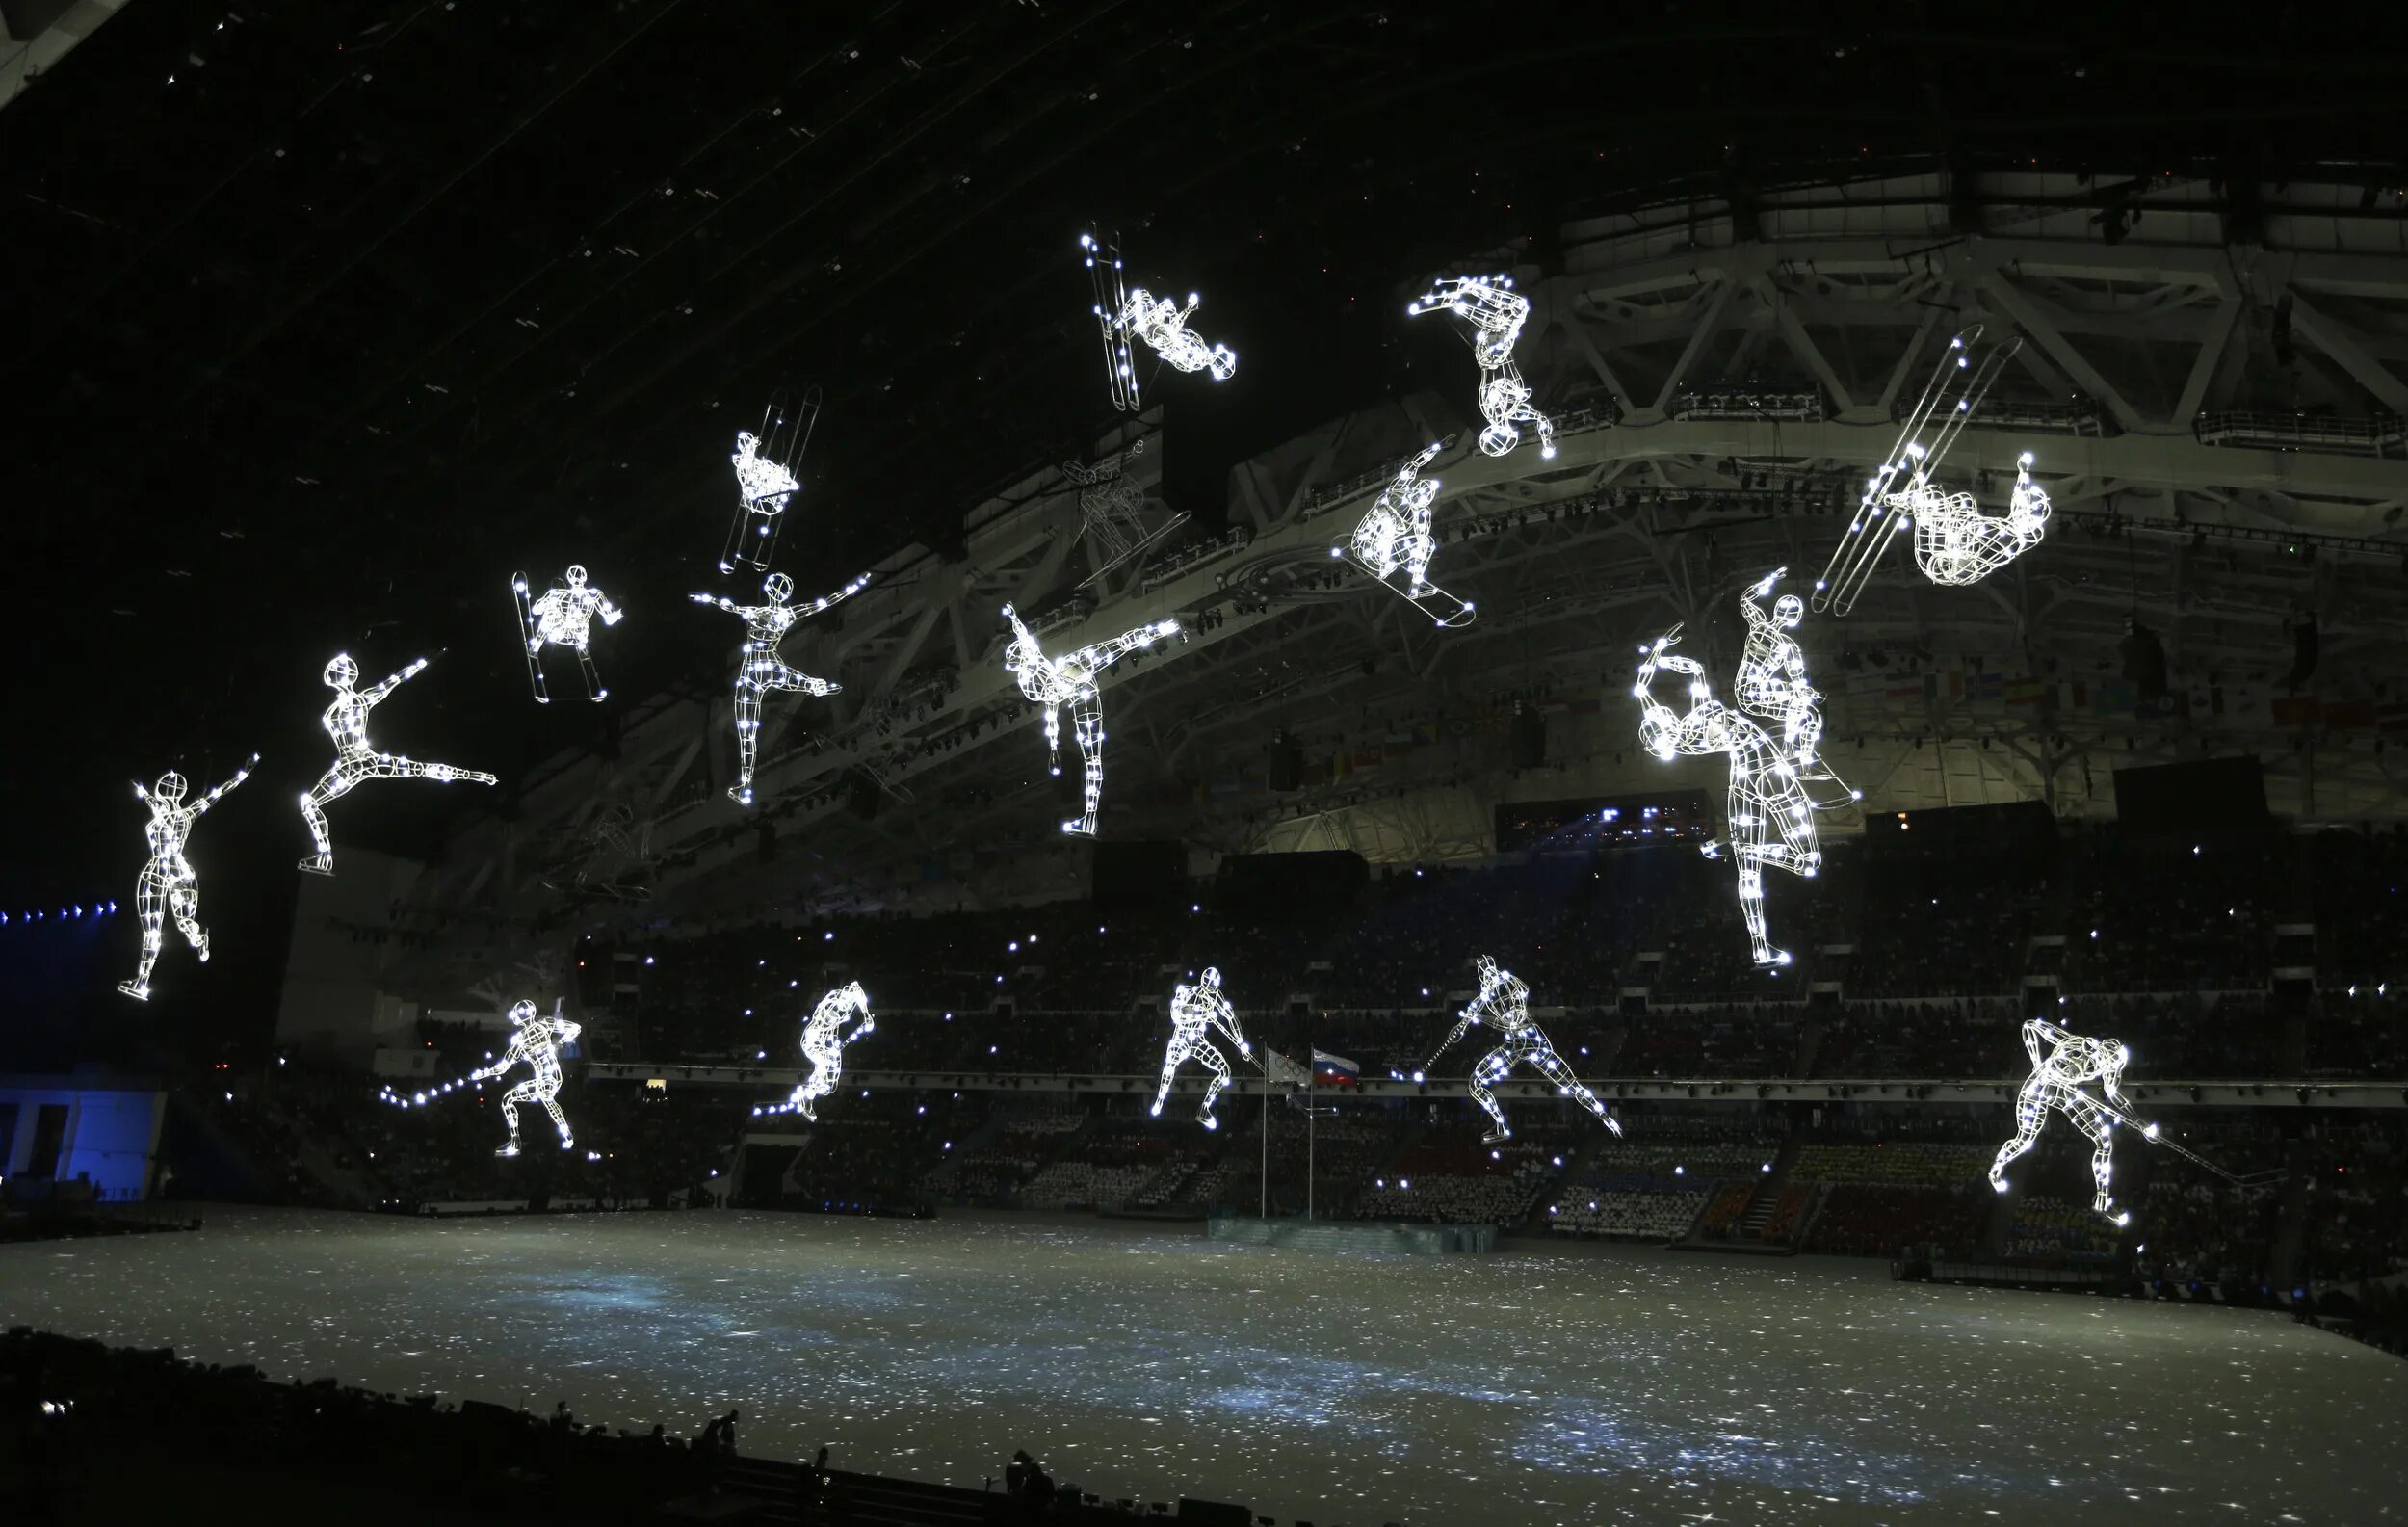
left=4, top=1207, right=2402, bottom=1525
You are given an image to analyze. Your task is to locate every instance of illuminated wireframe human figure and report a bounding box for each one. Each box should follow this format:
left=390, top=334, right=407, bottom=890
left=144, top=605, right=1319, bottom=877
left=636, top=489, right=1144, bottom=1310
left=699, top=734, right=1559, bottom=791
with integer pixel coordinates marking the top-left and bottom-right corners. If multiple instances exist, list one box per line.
left=298, top=654, right=497, bottom=875
left=1348, top=442, right=1445, bottom=595
left=999, top=603, right=1181, bottom=835
left=117, top=753, right=258, bottom=1001
left=691, top=570, right=872, bottom=807
left=1989, top=1016, right=2153, bottom=1226
left=513, top=565, right=625, bottom=703
left=1408, top=275, right=1556, bottom=460
left=759, top=982, right=876, bottom=1122
left=1150, top=967, right=1252, bottom=1131
left=1635, top=628, right=1822, bottom=966
left=1423, top=956, right=1620, bottom=1144
left=1736, top=567, right=1855, bottom=809
left=1908, top=450, right=2052, bottom=588
left=1116, top=287, right=1237, bottom=382
left=473, top=998, right=583, bottom=1157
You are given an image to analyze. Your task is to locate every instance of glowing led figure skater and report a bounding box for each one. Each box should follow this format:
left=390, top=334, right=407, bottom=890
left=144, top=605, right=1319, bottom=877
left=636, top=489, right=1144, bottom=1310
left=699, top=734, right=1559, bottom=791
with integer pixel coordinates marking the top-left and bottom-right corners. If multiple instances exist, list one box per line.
left=1407, top=274, right=1556, bottom=461
left=1419, top=956, right=1621, bottom=1144
left=511, top=565, right=624, bottom=703
left=691, top=570, right=872, bottom=807
left=1635, top=628, right=1829, bottom=967
left=1736, top=568, right=1856, bottom=809
left=117, top=753, right=258, bottom=1001
left=1149, top=967, right=1252, bottom=1131
left=298, top=654, right=497, bottom=876
left=999, top=603, right=1181, bottom=836
left=1989, top=1016, right=2157, bottom=1226
left=1909, top=450, right=2052, bottom=588
left=1336, top=440, right=1475, bottom=626
left=472, top=998, right=583, bottom=1156
left=755, top=983, right=876, bottom=1121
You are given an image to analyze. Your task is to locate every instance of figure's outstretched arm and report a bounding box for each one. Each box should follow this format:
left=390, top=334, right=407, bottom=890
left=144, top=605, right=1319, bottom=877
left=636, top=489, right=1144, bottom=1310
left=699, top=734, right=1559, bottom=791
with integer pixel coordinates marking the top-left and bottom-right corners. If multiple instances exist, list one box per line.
left=802, top=572, right=874, bottom=616
left=1082, top=619, right=1180, bottom=667
left=1210, top=998, right=1250, bottom=1055
left=691, top=592, right=742, bottom=615
left=196, top=752, right=262, bottom=814
left=597, top=592, right=624, bottom=626
left=365, top=656, right=432, bottom=704
left=133, top=779, right=151, bottom=803
left=2021, top=1018, right=2055, bottom=1067
left=2099, top=1045, right=2128, bottom=1104
left=1742, top=568, right=1786, bottom=627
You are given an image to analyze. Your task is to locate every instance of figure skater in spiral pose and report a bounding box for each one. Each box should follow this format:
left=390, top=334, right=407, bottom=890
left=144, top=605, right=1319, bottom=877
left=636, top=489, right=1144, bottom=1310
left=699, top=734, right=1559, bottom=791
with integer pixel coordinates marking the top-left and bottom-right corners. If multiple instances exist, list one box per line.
left=1421, top=956, right=1620, bottom=1143
left=118, top=753, right=258, bottom=1000
left=1635, top=628, right=1827, bottom=967
left=758, top=983, right=876, bottom=1121
left=1408, top=274, right=1556, bottom=461
left=299, top=654, right=497, bottom=875
left=999, top=603, right=1180, bottom=835
left=1150, top=967, right=1252, bottom=1131
left=691, top=570, right=872, bottom=807
left=512, top=564, right=624, bottom=703
left=474, top=998, right=583, bottom=1156
left=1989, top=1016, right=2151, bottom=1225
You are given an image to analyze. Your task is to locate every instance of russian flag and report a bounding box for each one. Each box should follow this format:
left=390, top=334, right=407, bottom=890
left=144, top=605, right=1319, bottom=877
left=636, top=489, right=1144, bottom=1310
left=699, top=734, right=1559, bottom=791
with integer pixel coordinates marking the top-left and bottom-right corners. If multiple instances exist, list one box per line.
left=1311, top=1049, right=1360, bottom=1088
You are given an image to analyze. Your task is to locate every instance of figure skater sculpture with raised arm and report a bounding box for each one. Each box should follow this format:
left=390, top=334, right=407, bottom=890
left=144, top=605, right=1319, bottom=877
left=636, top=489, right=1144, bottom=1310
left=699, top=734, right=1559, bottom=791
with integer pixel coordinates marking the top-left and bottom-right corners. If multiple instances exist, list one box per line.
left=1150, top=966, right=1252, bottom=1131
left=474, top=998, right=583, bottom=1157
left=999, top=603, right=1180, bottom=836
left=1635, top=627, right=1825, bottom=967
left=1989, top=1016, right=2157, bottom=1226
left=1408, top=274, right=1556, bottom=461
left=511, top=564, right=625, bottom=703
left=691, top=570, right=872, bottom=807
left=299, top=653, right=497, bottom=875
left=756, top=982, right=876, bottom=1121
left=118, top=753, right=258, bottom=1000
left=1419, top=956, right=1620, bottom=1144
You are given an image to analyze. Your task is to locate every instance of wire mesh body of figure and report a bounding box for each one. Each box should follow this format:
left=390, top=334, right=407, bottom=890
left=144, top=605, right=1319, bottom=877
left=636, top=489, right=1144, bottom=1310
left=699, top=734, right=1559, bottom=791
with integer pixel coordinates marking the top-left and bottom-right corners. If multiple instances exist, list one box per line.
left=998, top=603, right=1181, bottom=836
left=298, top=653, right=497, bottom=876
left=721, top=389, right=821, bottom=572
left=470, top=998, right=583, bottom=1156
left=511, top=565, right=625, bottom=703
left=1908, top=450, right=2052, bottom=588
left=1635, top=627, right=1824, bottom=967
left=1989, top=1017, right=2156, bottom=1225
left=691, top=570, right=872, bottom=807
left=117, top=753, right=258, bottom=1001
left=1416, top=956, right=1620, bottom=1144
left=755, top=983, right=875, bottom=1122
left=1116, top=287, right=1237, bottom=383
left=1735, top=568, right=1859, bottom=811
left=1149, top=967, right=1252, bottom=1131
left=1337, top=440, right=1475, bottom=626
left=1407, top=274, right=1556, bottom=461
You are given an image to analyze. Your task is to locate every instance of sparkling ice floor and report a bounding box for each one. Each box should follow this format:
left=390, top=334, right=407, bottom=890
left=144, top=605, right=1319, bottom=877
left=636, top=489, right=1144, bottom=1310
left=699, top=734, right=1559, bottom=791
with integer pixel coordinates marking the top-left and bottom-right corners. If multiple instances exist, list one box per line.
left=2, top=1207, right=2400, bottom=1525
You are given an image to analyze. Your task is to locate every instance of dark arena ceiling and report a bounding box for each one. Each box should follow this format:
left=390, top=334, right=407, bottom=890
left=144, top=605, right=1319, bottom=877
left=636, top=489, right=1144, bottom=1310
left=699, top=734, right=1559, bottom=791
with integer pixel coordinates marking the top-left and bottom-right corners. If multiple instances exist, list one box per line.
left=3, top=0, right=2406, bottom=909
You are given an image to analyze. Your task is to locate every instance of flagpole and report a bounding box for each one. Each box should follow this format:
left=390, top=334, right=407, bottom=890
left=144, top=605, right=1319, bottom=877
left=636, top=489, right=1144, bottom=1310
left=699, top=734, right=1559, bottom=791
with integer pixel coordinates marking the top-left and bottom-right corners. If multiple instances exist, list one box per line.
left=1259, top=1048, right=1269, bottom=1220
left=1307, top=1078, right=1316, bottom=1224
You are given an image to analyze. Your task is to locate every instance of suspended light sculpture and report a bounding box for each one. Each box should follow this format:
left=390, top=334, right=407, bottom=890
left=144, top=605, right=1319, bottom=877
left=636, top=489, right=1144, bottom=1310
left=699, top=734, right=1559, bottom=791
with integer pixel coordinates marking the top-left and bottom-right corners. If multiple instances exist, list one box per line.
left=999, top=603, right=1181, bottom=836
left=1081, top=228, right=1234, bottom=410
left=1989, top=1016, right=2158, bottom=1225
left=511, top=565, right=625, bottom=703
left=692, top=570, right=872, bottom=807
left=1634, top=628, right=1832, bottom=967
left=721, top=387, right=822, bottom=572
left=1338, top=440, right=1474, bottom=625
left=1418, top=956, right=1620, bottom=1143
left=1813, top=326, right=2028, bottom=615
left=1911, top=451, right=2053, bottom=588
left=478, top=998, right=581, bottom=1156
left=298, top=654, right=497, bottom=876
left=1063, top=440, right=1189, bottom=588
left=118, top=753, right=258, bottom=1001
left=754, top=982, right=876, bottom=1121
left=1407, top=274, right=1555, bottom=461
left=1149, top=966, right=1252, bottom=1130
left=1735, top=567, right=1857, bottom=809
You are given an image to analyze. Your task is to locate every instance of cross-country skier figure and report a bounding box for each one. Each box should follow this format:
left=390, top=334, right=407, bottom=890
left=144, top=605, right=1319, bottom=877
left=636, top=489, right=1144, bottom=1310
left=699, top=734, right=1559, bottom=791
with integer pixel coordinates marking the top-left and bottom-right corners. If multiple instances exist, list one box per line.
left=298, top=653, right=497, bottom=876
left=1635, top=627, right=1825, bottom=967
left=1408, top=274, right=1556, bottom=461
left=118, top=753, right=258, bottom=1001
left=1150, top=967, right=1252, bottom=1131
left=1421, top=956, right=1621, bottom=1144
left=473, top=998, right=583, bottom=1157
left=1988, top=1016, right=2154, bottom=1226
left=1736, top=567, right=1858, bottom=809
left=1114, top=287, right=1238, bottom=382
left=758, top=982, right=875, bottom=1122
left=512, top=565, right=624, bottom=703
left=691, top=570, right=871, bottom=807
left=999, top=603, right=1181, bottom=835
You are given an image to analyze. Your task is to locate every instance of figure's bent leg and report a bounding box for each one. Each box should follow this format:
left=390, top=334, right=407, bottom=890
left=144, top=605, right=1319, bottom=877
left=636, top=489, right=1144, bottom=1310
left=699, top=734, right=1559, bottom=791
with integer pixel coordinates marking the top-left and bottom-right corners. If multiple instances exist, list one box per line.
left=169, top=879, right=206, bottom=963
left=573, top=635, right=605, bottom=702
left=1468, top=1042, right=1515, bottom=1141
left=731, top=681, right=763, bottom=805
left=298, top=766, right=358, bottom=874
left=498, top=1082, right=537, bottom=1155
left=2068, top=1097, right=2121, bottom=1219
left=540, top=1088, right=573, bottom=1148
left=1151, top=1035, right=1189, bottom=1117
left=1066, top=696, right=1104, bottom=835
left=1988, top=1084, right=2048, bottom=1190
left=1529, top=1046, right=1619, bottom=1135
left=372, top=754, right=499, bottom=787
left=118, top=865, right=170, bottom=998
left=1194, top=1040, right=1233, bottom=1129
